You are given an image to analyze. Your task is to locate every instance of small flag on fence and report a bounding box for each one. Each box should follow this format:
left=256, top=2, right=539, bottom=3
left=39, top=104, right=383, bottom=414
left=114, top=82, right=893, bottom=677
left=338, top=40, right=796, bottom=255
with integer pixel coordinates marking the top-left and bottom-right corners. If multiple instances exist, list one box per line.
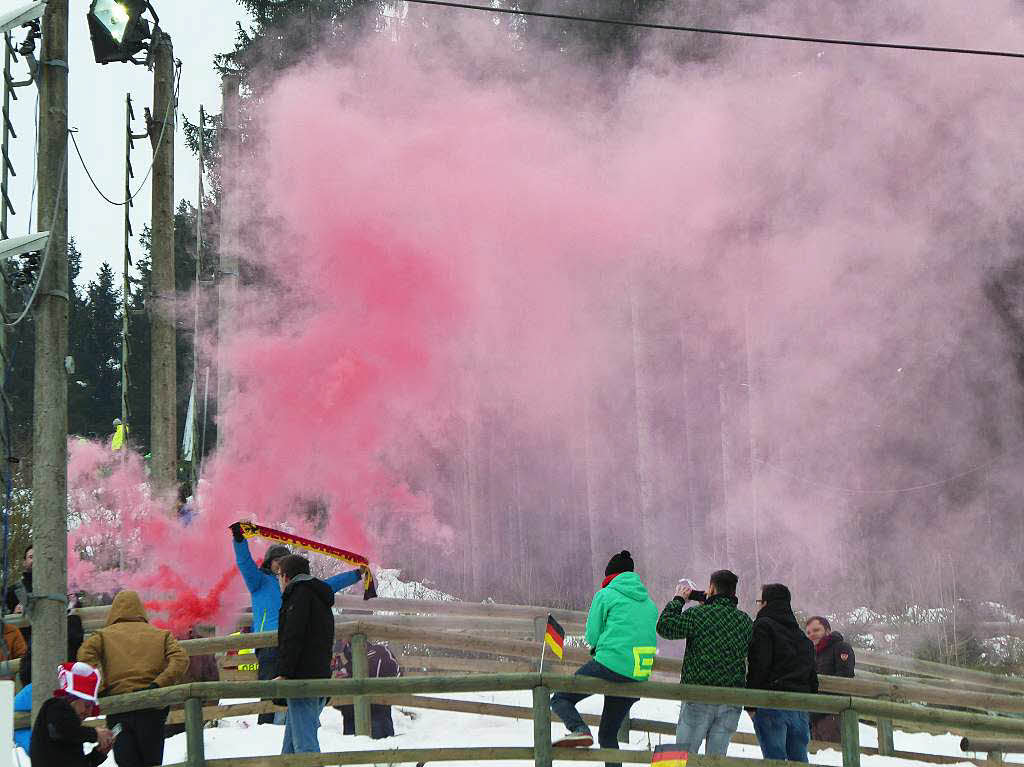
left=544, top=614, right=565, bottom=659
left=651, top=745, right=688, bottom=766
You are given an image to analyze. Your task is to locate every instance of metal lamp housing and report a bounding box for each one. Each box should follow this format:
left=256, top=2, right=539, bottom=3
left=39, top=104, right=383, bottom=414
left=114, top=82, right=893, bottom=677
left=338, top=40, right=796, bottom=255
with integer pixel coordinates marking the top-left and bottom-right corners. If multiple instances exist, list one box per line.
left=87, top=0, right=151, bottom=64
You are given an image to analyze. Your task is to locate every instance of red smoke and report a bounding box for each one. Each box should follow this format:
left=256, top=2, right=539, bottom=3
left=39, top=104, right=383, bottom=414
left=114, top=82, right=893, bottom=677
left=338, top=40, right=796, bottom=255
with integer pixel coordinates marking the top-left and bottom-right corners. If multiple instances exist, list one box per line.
left=64, top=1, right=1024, bottom=619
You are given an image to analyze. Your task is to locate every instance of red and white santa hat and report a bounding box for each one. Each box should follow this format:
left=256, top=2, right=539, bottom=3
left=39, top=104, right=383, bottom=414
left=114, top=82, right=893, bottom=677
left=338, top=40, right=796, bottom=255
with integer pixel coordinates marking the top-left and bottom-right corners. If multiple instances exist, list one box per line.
left=55, top=661, right=101, bottom=716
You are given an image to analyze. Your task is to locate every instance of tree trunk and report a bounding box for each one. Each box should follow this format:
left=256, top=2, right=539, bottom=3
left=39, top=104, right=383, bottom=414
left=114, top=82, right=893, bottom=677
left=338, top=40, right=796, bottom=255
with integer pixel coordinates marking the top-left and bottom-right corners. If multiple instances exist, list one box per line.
left=629, top=278, right=655, bottom=567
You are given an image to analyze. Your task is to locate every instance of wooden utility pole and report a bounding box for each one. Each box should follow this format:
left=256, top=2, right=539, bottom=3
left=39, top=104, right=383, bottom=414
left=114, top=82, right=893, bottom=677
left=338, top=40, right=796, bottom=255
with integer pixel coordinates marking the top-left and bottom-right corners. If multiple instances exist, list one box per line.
left=217, top=74, right=240, bottom=443
left=188, top=104, right=205, bottom=488
left=31, top=0, right=69, bottom=721
left=149, top=31, right=176, bottom=490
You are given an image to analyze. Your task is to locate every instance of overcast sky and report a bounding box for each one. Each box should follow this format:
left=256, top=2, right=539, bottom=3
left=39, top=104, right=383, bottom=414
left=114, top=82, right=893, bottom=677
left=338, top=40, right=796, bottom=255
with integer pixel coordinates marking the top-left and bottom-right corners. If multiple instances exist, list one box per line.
left=6, top=1, right=247, bottom=286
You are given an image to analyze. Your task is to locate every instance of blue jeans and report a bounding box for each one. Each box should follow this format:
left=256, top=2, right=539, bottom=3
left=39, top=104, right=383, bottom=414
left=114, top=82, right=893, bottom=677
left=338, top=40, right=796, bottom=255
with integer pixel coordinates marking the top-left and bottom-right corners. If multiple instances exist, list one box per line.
left=281, top=697, right=325, bottom=754
left=550, top=659, right=639, bottom=767
left=753, top=708, right=810, bottom=762
left=676, top=702, right=742, bottom=756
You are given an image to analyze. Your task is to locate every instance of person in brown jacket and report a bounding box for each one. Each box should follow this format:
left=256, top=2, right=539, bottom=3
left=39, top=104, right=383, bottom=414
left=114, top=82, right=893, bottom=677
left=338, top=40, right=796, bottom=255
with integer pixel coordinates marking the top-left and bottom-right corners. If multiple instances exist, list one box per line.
left=0, top=620, right=27, bottom=663
left=77, top=590, right=188, bottom=767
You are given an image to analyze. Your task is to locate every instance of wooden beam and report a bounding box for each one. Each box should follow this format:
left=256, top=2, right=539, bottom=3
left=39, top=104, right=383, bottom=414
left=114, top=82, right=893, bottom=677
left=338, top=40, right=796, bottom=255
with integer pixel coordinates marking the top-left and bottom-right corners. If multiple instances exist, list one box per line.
left=185, top=697, right=206, bottom=767
left=841, top=708, right=862, bottom=767
left=961, top=738, right=1024, bottom=755
left=533, top=686, right=552, bottom=767
left=351, top=633, right=370, bottom=737
left=182, top=746, right=536, bottom=766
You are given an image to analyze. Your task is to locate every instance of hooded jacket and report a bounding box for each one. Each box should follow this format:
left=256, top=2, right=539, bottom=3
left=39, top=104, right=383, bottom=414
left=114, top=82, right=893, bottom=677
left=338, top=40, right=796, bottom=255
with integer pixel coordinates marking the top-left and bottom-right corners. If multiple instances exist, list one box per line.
left=77, top=591, right=188, bottom=696
left=815, top=632, right=855, bottom=678
left=233, top=539, right=362, bottom=633
left=584, top=572, right=659, bottom=680
left=277, top=575, right=336, bottom=680
left=746, top=599, right=818, bottom=694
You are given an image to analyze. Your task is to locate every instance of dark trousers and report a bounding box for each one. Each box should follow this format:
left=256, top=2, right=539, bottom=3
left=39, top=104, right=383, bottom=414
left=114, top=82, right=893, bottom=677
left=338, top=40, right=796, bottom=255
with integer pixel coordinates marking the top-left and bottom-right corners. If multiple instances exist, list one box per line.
left=256, top=647, right=280, bottom=725
left=107, top=707, right=170, bottom=767
left=550, top=659, right=638, bottom=767
left=338, top=703, right=395, bottom=739
left=811, top=713, right=841, bottom=743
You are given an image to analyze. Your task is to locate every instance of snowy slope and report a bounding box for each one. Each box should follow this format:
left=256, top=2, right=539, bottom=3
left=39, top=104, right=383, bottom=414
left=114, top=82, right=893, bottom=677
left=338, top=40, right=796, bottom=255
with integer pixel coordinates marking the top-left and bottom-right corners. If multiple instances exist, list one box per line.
left=14, top=690, right=1004, bottom=766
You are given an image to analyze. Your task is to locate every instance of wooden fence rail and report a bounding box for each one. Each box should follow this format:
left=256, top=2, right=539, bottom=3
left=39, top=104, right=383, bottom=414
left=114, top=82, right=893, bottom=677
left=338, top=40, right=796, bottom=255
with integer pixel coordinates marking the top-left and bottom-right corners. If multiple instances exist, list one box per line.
left=75, top=663, right=1024, bottom=767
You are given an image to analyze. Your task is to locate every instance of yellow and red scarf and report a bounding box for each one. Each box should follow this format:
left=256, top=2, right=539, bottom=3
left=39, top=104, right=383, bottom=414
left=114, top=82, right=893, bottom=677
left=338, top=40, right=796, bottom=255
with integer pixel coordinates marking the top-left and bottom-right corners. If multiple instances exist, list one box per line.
left=238, top=521, right=377, bottom=600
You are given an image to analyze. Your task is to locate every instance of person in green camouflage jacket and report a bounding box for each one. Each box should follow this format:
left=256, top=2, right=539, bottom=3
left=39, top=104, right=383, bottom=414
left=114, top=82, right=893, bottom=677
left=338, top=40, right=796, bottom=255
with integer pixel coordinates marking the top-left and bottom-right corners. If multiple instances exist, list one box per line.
left=656, top=570, right=753, bottom=757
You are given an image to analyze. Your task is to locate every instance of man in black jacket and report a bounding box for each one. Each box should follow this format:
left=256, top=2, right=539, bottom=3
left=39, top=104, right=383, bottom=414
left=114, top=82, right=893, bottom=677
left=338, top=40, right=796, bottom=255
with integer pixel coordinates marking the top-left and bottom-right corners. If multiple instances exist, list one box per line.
left=273, top=554, right=335, bottom=755
left=334, top=638, right=400, bottom=738
left=806, top=615, right=855, bottom=742
left=30, top=661, right=115, bottom=766
left=747, top=584, right=818, bottom=763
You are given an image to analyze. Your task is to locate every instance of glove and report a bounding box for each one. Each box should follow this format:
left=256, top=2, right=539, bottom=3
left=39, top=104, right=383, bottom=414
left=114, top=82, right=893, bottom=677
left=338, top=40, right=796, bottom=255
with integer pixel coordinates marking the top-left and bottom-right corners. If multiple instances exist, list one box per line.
left=230, top=522, right=245, bottom=543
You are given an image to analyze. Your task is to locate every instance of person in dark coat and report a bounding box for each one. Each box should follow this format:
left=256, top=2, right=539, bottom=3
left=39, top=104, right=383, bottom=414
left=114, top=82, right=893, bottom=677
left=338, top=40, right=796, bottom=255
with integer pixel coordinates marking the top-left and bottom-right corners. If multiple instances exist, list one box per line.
left=274, top=554, right=336, bottom=755
left=806, top=615, right=855, bottom=743
left=333, top=638, right=400, bottom=738
left=68, top=593, right=86, bottom=661
left=30, top=661, right=114, bottom=766
left=6, top=546, right=32, bottom=646
left=747, top=583, right=818, bottom=763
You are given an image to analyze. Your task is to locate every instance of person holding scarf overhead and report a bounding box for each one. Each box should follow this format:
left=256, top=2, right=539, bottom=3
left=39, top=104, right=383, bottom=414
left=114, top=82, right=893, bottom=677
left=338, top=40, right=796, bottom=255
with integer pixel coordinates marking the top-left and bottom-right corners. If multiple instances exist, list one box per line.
left=230, top=523, right=368, bottom=725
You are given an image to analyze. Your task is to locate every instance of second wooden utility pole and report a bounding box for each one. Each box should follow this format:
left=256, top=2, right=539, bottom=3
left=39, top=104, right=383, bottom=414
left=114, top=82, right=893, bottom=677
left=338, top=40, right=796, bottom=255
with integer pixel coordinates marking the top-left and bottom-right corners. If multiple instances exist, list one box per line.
left=148, top=31, right=177, bottom=491
left=31, top=0, right=69, bottom=722
left=217, top=73, right=240, bottom=447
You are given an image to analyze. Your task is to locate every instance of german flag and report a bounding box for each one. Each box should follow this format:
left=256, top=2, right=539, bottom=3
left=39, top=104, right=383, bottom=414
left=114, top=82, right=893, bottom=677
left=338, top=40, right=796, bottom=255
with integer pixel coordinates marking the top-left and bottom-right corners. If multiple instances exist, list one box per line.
left=544, top=614, right=565, bottom=659
left=651, top=745, right=688, bottom=766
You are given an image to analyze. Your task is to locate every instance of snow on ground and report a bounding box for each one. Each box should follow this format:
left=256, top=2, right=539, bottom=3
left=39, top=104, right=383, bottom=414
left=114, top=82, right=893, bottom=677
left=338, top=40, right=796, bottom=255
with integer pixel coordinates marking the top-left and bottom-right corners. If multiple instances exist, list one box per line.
left=13, top=690, right=1005, bottom=766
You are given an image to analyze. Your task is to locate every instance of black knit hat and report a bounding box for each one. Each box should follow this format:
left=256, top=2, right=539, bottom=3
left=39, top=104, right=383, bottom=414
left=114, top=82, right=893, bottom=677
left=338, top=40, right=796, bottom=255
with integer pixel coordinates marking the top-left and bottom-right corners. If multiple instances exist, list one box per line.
left=605, top=550, right=635, bottom=577
left=261, top=544, right=291, bottom=571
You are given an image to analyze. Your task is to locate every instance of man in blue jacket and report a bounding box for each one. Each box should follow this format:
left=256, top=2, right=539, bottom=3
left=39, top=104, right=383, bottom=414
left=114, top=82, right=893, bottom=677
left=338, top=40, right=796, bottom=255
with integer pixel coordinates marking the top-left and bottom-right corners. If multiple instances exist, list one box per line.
left=230, top=523, right=366, bottom=724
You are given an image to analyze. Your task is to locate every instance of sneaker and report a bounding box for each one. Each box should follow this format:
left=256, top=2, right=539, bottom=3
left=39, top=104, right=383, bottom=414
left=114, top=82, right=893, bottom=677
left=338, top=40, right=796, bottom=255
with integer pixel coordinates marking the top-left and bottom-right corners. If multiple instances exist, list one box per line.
left=553, top=731, right=594, bottom=748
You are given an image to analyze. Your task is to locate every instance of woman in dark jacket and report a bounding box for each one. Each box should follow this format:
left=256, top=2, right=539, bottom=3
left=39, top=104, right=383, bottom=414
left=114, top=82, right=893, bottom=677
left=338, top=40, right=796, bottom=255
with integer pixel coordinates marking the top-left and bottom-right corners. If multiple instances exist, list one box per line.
left=806, top=616, right=855, bottom=742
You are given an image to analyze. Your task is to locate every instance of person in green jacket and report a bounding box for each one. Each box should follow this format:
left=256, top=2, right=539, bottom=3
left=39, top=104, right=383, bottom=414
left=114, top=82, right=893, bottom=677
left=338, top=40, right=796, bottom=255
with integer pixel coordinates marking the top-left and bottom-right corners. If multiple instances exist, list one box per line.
left=550, top=550, right=659, bottom=767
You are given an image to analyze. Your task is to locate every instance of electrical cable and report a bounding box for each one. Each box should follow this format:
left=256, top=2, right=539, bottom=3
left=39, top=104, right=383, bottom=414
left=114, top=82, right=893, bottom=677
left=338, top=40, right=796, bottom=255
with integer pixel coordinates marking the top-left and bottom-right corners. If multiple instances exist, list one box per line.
left=752, top=449, right=1015, bottom=495
left=70, top=61, right=182, bottom=208
left=404, top=0, right=1024, bottom=60
left=27, top=87, right=38, bottom=234
left=3, top=140, right=68, bottom=328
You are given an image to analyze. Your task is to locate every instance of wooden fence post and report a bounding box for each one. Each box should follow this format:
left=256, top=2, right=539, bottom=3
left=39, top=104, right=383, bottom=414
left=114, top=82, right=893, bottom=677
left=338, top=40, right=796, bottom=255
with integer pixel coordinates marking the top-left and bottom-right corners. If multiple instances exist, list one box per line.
left=185, top=697, right=205, bottom=767
left=841, top=708, right=861, bottom=767
left=352, top=632, right=371, bottom=737
left=533, top=616, right=546, bottom=642
left=533, top=686, right=553, bottom=767
left=876, top=714, right=895, bottom=756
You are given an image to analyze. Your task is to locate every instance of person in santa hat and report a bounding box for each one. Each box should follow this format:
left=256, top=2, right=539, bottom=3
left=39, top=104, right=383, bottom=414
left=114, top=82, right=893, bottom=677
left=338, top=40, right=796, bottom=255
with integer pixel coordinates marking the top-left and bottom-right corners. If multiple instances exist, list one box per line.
left=29, top=661, right=115, bottom=766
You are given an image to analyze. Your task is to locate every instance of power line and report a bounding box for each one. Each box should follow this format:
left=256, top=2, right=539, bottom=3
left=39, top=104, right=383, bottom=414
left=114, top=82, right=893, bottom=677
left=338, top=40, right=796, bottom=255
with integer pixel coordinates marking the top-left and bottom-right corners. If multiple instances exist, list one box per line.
left=3, top=140, right=68, bottom=329
left=752, top=449, right=1013, bottom=495
left=69, top=61, right=182, bottom=208
left=404, top=0, right=1024, bottom=60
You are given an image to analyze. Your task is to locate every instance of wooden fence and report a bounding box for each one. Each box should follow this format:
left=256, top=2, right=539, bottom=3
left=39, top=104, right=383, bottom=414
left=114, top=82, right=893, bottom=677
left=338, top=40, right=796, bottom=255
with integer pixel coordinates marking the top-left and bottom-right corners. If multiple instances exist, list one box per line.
left=10, top=597, right=1024, bottom=763
left=73, top=663, right=1024, bottom=767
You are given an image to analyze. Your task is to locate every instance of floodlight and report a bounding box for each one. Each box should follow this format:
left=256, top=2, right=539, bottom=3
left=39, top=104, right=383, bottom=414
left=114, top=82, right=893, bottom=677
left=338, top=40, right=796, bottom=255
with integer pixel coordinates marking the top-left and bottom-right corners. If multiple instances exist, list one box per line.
left=0, top=231, right=49, bottom=260
left=0, top=2, right=45, bottom=37
left=87, top=0, right=158, bottom=65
